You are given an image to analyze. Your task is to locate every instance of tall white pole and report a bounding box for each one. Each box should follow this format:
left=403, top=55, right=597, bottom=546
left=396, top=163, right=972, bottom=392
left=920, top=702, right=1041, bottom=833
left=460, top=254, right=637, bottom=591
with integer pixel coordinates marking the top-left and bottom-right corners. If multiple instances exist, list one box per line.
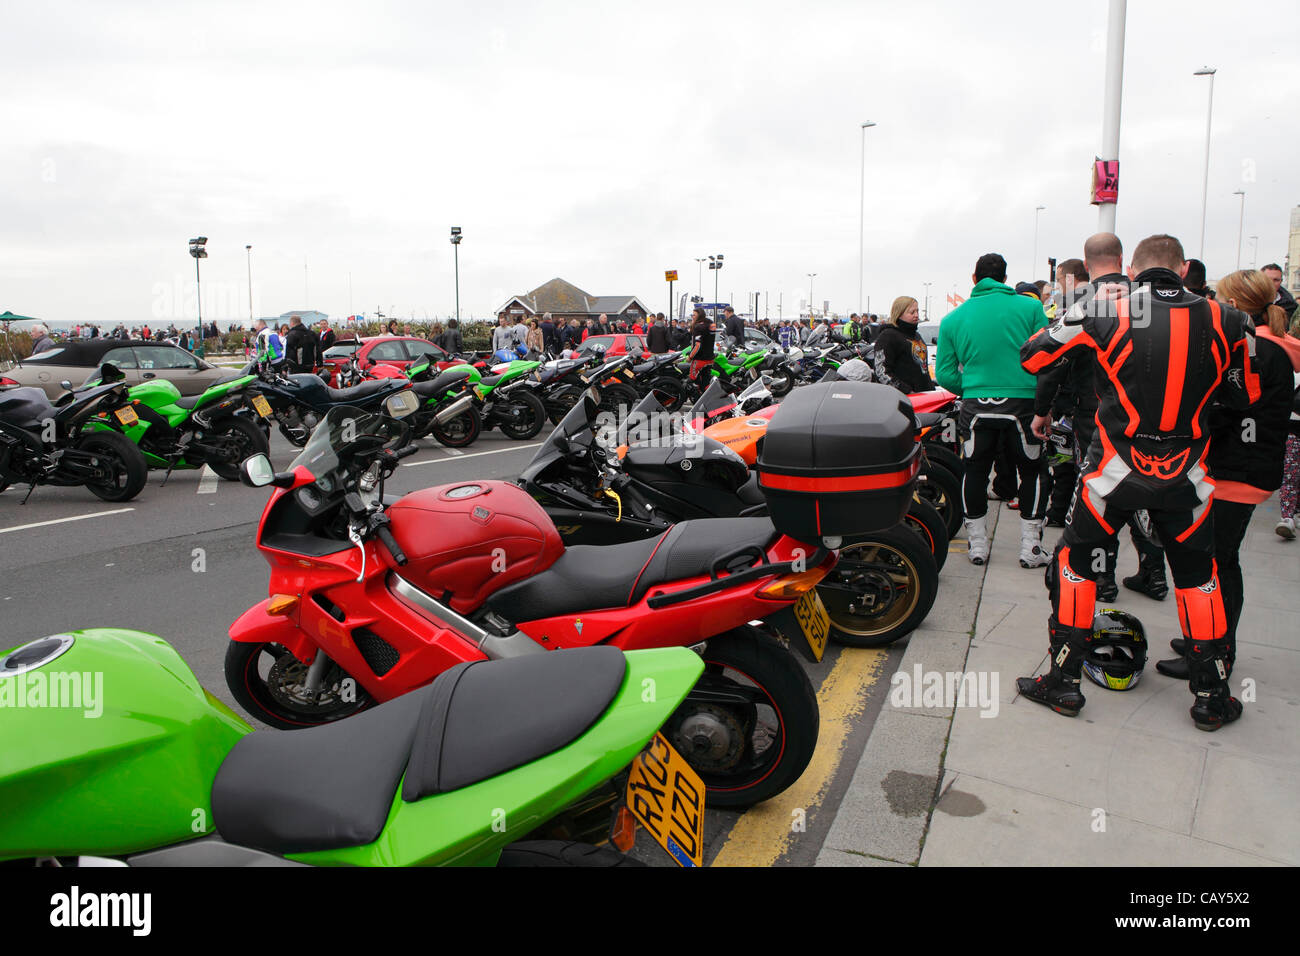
left=1097, top=0, right=1126, bottom=233
left=1233, top=189, right=1245, bottom=269
left=1195, top=67, right=1217, bottom=259
left=858, top=121, right=875, bottom=314
left=1033, top=205, right=1046, bottom=280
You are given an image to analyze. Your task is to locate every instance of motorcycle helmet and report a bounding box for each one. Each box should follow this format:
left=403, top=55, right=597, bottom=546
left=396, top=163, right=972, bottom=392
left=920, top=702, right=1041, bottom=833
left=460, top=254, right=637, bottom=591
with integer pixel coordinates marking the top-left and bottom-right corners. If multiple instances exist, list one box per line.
left=1047, top=416, right=1074, bottom=467
left=834, top=358, right=873, bottom=382
left=1082, top=609, right=1147, bottom=690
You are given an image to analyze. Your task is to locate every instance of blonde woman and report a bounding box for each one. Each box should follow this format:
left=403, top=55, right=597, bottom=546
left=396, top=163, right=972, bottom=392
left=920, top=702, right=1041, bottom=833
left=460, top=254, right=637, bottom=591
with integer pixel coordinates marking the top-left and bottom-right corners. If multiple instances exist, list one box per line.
left=871, top=296, right=935, bottom=392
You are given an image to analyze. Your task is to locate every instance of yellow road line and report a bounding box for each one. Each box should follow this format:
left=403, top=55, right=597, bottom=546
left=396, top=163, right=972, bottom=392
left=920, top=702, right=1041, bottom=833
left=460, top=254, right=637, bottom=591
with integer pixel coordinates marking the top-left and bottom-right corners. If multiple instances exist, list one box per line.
left=709, top=646, right=888, bottom=867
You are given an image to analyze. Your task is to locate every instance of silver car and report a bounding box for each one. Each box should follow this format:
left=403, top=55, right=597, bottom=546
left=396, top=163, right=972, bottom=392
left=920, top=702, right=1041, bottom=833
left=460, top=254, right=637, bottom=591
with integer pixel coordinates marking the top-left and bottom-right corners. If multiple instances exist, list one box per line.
left=2, top=340, right=236, bottom=400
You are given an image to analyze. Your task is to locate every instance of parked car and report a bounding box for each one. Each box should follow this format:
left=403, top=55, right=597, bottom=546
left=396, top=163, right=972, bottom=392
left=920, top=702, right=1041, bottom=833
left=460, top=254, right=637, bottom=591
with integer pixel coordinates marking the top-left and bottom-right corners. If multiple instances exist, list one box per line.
left=576, top=334, right=646, bottom=357
left=1, top=340, right=236, bottom=400
left=320, top=335, right=457, bottom=385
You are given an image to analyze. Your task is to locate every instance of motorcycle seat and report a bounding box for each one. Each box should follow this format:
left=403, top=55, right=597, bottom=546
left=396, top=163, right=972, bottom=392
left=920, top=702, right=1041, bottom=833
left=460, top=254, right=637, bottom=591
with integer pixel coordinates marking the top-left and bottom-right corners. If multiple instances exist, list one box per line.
left=475, top=374, right=503, bottom=388
left=173, top=394, right=205, bottom=410
left=325, top=380, right=393, bottom=403
left=485, top=517, right=779, bottom=620
left=413, top=369, right=471, bottom=398
left=210, top=648, right=626, bottom=855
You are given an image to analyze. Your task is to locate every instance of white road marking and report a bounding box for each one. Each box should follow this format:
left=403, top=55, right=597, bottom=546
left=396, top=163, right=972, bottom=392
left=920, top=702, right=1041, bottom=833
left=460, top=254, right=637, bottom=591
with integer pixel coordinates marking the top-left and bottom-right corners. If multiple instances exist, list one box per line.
left=0, top=508, right=135, bottom=535
left=197, top=465, right=219, bottom=494
left=402, top=442, right=543, bottom=467
left=443, top=449, right=465, bottom=456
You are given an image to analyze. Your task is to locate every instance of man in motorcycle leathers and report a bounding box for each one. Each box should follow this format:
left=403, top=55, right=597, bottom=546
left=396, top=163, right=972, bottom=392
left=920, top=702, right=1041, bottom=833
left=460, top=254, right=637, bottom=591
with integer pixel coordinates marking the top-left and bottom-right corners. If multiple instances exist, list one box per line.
left=1018, top=234, right=1260, bottom=731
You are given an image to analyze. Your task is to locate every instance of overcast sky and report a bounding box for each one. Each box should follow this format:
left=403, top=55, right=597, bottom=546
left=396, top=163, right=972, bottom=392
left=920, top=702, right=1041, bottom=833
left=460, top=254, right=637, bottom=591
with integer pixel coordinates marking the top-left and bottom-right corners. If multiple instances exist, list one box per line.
left=2, top=0, right=1297, bottom=328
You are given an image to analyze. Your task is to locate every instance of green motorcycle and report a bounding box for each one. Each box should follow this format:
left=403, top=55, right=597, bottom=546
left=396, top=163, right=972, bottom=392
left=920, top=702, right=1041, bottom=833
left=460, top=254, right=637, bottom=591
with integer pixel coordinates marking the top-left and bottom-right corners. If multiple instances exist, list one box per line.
left=0, top=629, right=707, bottom=867
left=467, top=358, right=547, bottom=440
left=83, top=372, right=272, bottom=481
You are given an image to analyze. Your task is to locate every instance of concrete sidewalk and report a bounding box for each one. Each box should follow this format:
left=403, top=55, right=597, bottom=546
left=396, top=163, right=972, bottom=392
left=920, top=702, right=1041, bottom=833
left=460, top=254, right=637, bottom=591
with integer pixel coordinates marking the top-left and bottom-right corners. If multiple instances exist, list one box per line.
left=818, top=499, right=1299, bottom=866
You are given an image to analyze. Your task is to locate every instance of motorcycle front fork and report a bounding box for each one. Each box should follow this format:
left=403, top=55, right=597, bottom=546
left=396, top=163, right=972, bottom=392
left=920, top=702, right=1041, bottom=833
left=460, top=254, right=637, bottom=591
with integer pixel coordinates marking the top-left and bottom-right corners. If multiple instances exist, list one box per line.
left=302, top=649, right=332, bottom=697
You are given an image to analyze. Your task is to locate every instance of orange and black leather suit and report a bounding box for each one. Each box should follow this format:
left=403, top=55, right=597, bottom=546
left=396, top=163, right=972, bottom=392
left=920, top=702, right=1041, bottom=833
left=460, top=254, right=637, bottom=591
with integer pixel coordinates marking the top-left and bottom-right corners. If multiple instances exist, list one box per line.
left=1020, top=267, right=1260, bottom=696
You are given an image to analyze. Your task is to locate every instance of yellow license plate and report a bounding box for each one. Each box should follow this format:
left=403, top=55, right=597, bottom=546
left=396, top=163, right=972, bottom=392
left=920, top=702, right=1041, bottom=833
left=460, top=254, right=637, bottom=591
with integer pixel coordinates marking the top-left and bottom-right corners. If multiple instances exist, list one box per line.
left=113, top=406, right=139, bottom=426
left=625, top=733, right=705, bottom=868
left=793, top=589, right=830, bottom=662
left=251, top=394, right=273, bottom=418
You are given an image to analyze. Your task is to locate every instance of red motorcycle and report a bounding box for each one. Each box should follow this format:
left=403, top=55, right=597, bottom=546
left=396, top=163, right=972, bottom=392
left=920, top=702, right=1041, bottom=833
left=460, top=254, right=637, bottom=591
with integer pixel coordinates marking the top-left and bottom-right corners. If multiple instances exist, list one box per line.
left=227, top=406, right=842, bottom=807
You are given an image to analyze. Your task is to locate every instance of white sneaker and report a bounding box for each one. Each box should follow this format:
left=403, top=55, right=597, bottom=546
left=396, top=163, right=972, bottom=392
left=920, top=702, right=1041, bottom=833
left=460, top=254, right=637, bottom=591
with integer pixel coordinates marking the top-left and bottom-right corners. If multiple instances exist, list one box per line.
left=1277, top=517, right=1296, bottom=541
left=1019, top=517, right=1049, bottom=568
left=964, top=515, right=989, bottom=565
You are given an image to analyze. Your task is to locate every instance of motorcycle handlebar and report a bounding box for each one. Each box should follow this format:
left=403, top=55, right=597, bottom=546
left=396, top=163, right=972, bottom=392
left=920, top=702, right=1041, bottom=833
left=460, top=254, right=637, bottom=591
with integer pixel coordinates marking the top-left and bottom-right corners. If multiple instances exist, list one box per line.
left=376, top=524, right=408, bottom=566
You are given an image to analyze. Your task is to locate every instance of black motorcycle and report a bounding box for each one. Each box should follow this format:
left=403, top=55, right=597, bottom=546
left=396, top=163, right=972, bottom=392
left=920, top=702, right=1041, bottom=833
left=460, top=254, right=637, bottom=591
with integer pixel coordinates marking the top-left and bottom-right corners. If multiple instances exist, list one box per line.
left=0, top=363, right=148, bottom=502
left=241, top=362, right=416, bottom=447
left=517, top=391, right=940, bottom=648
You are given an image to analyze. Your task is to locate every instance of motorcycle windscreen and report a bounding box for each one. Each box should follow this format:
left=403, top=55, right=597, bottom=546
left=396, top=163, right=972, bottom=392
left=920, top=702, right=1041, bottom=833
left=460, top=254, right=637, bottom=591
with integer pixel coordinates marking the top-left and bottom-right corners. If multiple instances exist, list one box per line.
left=517, top=392, right=599, bottom=484
left=286, top=405, right=408, bottom=481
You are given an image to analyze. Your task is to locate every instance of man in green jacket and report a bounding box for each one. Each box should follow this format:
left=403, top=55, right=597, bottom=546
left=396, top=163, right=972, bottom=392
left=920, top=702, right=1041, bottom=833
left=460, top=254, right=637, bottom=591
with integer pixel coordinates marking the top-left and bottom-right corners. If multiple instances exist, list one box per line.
left=936, top=253, right=1050, bottom=567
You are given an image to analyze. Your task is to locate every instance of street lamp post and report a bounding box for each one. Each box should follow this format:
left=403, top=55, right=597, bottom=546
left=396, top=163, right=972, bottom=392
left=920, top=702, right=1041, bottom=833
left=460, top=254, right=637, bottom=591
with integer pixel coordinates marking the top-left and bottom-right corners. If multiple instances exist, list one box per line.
left=188, top=236, right=207, bottom=356
left=708, top=254, right=724, bottom=311
left=1033, top=205, right=1046, bottom=280
left=695, top=258, right=707, bottom=298
left=450, top=227, right=462, bottom=322
left=807, top=274, right=817, bottom=317
left=858, top=120, right=876, bottom=314
left=1194, top=67, right=1217, bottom=259
left=922, top=281, right=932, bottom=320
left=1232, top=189, right=1246, bottom=269
left=1249, top=235, right=1259, bottom=269
left=245, top=244, right=253, bottom=325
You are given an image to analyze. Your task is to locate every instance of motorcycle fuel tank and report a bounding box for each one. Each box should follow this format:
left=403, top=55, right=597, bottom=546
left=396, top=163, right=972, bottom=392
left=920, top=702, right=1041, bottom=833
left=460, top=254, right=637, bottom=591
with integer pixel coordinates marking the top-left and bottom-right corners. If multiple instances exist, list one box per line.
left=387, top=480, right=565, bottom=615
left=0, top=629, right=251, bottom=861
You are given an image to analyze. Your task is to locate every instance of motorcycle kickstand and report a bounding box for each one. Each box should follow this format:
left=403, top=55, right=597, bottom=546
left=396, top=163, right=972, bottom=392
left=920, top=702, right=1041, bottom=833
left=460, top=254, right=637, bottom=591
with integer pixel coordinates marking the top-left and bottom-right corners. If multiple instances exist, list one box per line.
left=20, top=482, right=37, bottom=505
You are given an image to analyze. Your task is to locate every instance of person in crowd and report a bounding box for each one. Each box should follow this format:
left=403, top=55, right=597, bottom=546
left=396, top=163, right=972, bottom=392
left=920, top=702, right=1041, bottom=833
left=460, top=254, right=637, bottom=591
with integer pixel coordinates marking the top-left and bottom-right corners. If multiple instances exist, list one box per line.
left=284, top=315, right=315, bottom=372
left=316, top=321, right=336, bottom=368
left=936, top=252, right=1051, bottom=567
left=540, top=313, right=557, bottom=353
left=491, top=316, right=514, bottom=352
left=670, top=318, right=690, bottom=350
left=525, top=319, right=544, bottom=354
left=28, top=323, right=55, bottom=354
left=1152, top=268, right=1300, bottom=681
left=1279, top=411, right=1300, bottom=541
left=1018, top=233, right=1258, bottom=730
left=1034, top=258, right=1092, bottom=529
left=873, top=296, right=935, bottom=393
left=646, top=314, right=670, bottom=354
left=253, top=319, right=285, bottom=371
left=687, top=307, right=715, bottom=383
left=437, top=318, right=463, bottom=355
left=1184, top=259, right=1215, bottom=300
left=721, top=305, right=745, bottom=347
left=1260, top=263, right=1297, bottom=322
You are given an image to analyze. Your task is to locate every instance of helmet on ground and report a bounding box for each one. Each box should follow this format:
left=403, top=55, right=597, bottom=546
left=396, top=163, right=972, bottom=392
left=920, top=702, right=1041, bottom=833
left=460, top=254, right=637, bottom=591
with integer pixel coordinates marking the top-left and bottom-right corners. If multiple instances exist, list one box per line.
left=1082, top=609, right=1147, bottom=690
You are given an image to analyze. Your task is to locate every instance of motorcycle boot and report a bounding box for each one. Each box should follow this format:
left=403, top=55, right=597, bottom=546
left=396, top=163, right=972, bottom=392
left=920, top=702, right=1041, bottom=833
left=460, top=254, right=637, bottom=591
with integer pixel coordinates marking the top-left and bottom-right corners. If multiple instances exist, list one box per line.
left=965, top=514, right=990, bottom=566
left=1016, top=618, right=1089, bottom=717
left=1019, top=517, right=1049, bottom=568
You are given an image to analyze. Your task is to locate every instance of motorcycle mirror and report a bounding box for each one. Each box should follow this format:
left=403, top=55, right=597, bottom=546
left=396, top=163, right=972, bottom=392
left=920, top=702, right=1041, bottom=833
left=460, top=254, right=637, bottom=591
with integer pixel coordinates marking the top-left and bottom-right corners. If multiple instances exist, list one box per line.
left=240, top=454, right=277, bottom=488
left=384, top=390, right=420, bottom=419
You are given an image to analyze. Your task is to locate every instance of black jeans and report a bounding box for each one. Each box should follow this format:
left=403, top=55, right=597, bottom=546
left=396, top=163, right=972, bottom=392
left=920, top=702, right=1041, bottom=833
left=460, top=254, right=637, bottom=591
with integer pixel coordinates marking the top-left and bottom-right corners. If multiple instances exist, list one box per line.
left=1212, top=499, right=1255, bottom=661
left=958, top=398, right=1048, bottom=520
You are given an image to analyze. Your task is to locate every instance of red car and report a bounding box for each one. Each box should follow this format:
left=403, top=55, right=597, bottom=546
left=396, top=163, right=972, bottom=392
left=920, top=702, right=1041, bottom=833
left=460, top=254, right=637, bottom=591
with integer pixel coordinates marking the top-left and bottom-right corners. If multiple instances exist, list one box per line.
left=320, top=336, right=457, bottom=386
left=575, top=333, right=646, bottom=357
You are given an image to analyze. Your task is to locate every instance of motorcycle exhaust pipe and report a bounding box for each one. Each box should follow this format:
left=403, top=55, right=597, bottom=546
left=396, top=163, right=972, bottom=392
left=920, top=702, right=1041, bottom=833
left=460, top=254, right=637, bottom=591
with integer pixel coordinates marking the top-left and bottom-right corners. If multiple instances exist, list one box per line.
left=433, top=393, right=474, bottom=423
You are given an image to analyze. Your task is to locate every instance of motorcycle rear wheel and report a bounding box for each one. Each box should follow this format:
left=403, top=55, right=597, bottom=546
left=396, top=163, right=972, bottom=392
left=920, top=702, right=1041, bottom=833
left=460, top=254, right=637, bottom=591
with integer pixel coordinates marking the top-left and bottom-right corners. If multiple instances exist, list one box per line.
left=225, top=641, right=374, bottom=729
left=429, top=405, right=482, bottom=447
left=668, top=627, right=818, bottom=809
left=644, top=376, right=687, bottom=412
left=75, top=431, right=147, bottom=502
left=767, top=366, right=797, bottom=397
left=819, top=524, right=938, bottom=648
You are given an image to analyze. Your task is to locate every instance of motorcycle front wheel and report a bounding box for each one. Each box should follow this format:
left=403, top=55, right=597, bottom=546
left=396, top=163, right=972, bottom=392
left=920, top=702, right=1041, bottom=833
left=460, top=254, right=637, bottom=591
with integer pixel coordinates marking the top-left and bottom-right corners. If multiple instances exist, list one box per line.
left=767, top=366, right=797, bottom=397
left=497, top=389, right=546, bottom=440
left=667, top=627, right=818, bottom=809
left=817, top=524, right=938, bottom=648
left=225, top=641, right=374, bottom=729
left=208, top=416, right=272, bottom=481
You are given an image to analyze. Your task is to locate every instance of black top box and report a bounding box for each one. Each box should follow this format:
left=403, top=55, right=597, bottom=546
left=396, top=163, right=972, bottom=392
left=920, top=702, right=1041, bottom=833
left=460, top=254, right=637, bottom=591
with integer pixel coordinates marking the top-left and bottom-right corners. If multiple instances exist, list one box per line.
left=757, top=381, right=920, bottom=543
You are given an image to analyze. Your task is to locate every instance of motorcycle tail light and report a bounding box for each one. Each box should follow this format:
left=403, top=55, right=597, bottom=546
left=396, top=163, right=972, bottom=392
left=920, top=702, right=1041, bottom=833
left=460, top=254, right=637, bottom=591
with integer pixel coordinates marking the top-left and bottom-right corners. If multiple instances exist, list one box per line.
left=757, top=566, right=830, bottom=600
left=610, top=806, right=638, bottom=853
left=268, top=594, right=300, bottom=615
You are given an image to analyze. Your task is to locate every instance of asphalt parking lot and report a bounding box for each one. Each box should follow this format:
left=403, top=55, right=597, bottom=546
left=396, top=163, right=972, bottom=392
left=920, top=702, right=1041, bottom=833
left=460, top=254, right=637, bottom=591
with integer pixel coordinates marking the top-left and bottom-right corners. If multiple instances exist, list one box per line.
left=0, top=421, right=911, bottom=867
